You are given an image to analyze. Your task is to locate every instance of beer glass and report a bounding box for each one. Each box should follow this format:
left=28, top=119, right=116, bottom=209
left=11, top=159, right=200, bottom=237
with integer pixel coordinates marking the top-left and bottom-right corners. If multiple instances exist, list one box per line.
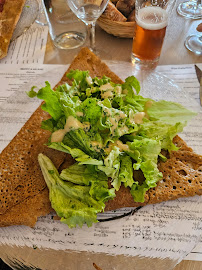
left=131, top=0, right=171, bottom=68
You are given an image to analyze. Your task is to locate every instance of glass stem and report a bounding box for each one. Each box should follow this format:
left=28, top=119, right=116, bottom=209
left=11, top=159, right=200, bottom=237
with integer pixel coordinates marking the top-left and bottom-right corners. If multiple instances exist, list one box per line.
left=86, top=22, right=96, bottom=52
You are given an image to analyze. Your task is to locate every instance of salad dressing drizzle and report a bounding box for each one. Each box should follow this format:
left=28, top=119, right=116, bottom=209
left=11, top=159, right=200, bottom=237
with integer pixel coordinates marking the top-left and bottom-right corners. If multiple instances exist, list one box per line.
left=51, top=116, right=90, bottom=143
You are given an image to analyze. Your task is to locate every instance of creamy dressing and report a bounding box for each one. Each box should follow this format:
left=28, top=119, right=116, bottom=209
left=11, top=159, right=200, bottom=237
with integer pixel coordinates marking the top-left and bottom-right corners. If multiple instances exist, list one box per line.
left=100, top=105, right=112, bottom=116
left=119, top=111, right=127, bottom=119
left=109, top=117, right=118, bottom=134
left=51, top=129, right=66, bottom=143
left=119, top=125, right=129, bottom=136
left=145, top=100, right=153, bottom=109
left=101, top=90, right=114, bottom=99
left=109, top=111, right=127, bottom=135
left=144, top=100, right=153, bottom=119
left=115, top=85, right=122, bottom=95
left=129, top=111, right=145, bottom=124
left=116, top=140, right=129, bottom=151
left=86, top=76, right=92, bottom=85
left=100, top=83, right=113, bottom=91
left=131, top=131, right=137, bottom=136
left=91, top=141, right=103, bottom=151
left=51, top=116, right=90, bottom=143
left=64, top=116, right=84, bottom=132
left=76, top=111, right=84, bottom=117
left=133, top=112, right=145, bottom=124
left=122, top=89, right=128, bottom=95
left=100, top=83, right=114, bottom=99
left=105, top=140, right=129, bottom=153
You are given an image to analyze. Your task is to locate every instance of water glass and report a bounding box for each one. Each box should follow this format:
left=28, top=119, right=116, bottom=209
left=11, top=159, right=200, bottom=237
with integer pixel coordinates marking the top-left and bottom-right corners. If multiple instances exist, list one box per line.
left=185, top=35, right=202, bottom=55
left=42, top=0, right=86, bottom=49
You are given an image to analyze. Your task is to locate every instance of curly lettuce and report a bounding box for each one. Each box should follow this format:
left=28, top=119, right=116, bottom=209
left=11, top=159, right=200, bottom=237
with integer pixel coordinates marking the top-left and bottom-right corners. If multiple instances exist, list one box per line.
left=27, top=70, right=197, bottom=227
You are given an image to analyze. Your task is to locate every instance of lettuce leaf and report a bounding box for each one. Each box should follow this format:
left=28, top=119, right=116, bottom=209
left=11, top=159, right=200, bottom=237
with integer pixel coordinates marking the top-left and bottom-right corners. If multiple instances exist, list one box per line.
left=38, top=153, right=115, bottom=228
left=28, top=70, right=197, bottom=227
left=122, top=76, right=140, bottom=96
left=48, top=142, right=103, bottom=166
left=128, top=137, right=162, bottom=202
left=118, top=155, right=134, bottom=188
left=147, top=100, right=197, bottom=124
left=27, top=82, right=63, bottom=121
left=98, top=147, right=121, bottom=190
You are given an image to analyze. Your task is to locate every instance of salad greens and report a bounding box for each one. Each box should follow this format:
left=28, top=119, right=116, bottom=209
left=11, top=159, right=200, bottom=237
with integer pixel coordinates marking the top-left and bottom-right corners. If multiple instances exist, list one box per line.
left=28, top=70, right=196, bottom=228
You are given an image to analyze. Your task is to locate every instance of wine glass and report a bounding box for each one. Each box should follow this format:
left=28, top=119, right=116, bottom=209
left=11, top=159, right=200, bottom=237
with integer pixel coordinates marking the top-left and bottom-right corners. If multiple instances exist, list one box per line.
left=185, top=34, right=202, bottom=55
left=184, top=23, right=202, bottom=55
left=66, top=0, right=109, bottom=54
left=177, top=0, right=202, bottom=19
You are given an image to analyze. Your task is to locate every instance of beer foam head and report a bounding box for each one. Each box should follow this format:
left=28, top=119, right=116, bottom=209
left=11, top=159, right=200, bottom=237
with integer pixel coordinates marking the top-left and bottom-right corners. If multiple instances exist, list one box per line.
left=136, top=6, right=168, bottom=30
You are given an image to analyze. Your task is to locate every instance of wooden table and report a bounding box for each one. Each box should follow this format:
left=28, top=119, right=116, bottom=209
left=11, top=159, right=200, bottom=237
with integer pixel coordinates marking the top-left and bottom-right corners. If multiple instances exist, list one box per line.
left=44, top=2, right=202, bottom=65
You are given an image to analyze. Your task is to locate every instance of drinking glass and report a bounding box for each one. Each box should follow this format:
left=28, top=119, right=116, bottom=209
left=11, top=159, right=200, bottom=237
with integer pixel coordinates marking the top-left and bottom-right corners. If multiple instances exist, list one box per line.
left=185, top=35, right=202, bottom=55
left=131, top=0, right=172, bottom=69
left=35, top=0, right=48, bottom=25
left=66, top=0, right=109, bottom=53
left=43, top=0, right=86, bottom=50
left=177, top=0, right=202, bottom=19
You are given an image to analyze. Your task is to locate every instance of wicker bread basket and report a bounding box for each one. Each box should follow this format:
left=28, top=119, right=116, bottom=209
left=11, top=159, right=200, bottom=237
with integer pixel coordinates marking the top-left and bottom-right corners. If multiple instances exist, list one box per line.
left=98, top=15, right=135, bottom=38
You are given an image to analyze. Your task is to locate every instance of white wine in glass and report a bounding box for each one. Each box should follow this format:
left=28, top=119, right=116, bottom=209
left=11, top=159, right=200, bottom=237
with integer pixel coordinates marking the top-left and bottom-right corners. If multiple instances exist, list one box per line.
left=67, top=0, right=109, bottom=53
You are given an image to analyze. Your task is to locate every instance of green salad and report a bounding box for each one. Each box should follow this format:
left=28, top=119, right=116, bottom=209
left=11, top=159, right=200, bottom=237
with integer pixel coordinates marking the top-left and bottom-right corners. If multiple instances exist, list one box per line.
left=27, top=70, right=196, bottom=228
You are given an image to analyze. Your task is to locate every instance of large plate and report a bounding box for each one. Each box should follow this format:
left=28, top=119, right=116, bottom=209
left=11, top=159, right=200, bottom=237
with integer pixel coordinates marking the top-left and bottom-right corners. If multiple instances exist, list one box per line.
left=0, top=62, right=201, bottom=270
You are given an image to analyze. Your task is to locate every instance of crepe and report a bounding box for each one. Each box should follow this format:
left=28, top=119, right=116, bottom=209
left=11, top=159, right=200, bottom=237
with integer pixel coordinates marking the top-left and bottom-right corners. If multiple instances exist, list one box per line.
left=0, top=47, right=202, bottom=227
left=0, top=0, right=26, bottom=59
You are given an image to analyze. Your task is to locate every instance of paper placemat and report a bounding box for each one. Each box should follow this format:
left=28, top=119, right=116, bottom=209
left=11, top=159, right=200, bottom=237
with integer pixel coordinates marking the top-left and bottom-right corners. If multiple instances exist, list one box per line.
left=0, top=63, right=201, bottom=265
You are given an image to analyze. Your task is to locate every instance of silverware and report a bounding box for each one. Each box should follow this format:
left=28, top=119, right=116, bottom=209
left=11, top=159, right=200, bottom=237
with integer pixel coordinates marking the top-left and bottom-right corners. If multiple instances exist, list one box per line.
left=194, top=65, right=202, bottom=106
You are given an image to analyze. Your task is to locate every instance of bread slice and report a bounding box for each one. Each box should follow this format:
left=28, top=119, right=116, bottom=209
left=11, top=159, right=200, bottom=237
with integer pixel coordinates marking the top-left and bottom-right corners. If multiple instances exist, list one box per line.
left=0, top=47, right=201, bottom=227
left=127, top=8, right=135, bottom=22
left=0, top=0, right=26, bottom=59
left=102, top=1, right=127, bottom=22
left=116, top=0, right=135, bottom=17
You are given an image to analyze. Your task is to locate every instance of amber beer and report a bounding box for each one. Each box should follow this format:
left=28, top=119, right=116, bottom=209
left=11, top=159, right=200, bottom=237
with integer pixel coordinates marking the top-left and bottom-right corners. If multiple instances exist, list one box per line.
left=132, top=6, right=168, bottom=63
